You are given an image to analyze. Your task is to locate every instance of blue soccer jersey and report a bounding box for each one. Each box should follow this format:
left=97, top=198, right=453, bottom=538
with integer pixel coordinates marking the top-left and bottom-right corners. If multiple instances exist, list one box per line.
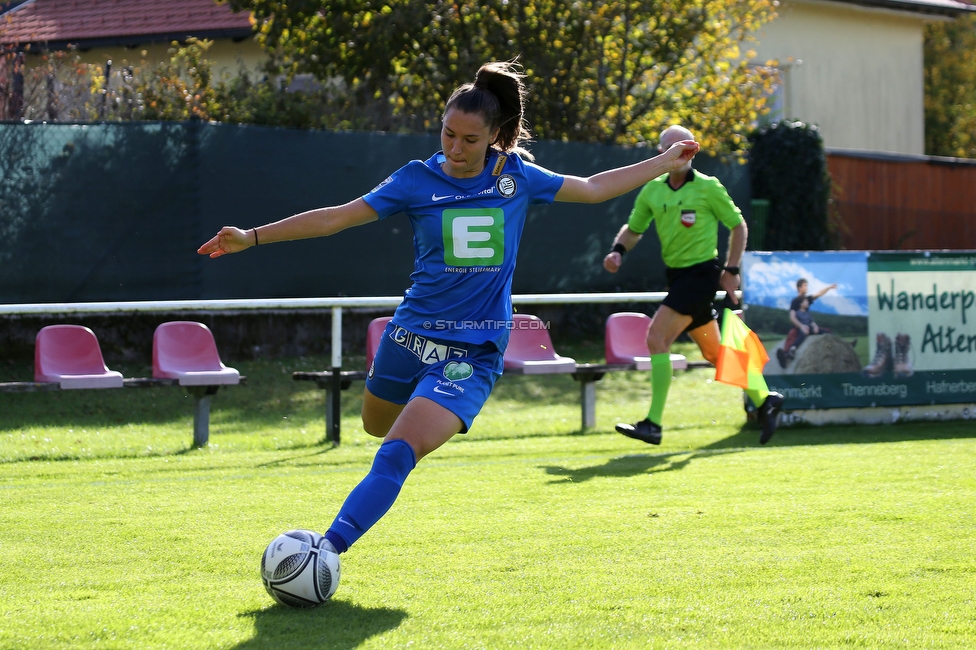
left=362, top=150, right=564, bottom=350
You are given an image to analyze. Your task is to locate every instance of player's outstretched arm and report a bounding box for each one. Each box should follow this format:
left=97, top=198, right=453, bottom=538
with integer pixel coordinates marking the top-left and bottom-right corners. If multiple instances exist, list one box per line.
left=198, top=198, right=379, bottom=258
left=554, top=139, right=699, bottom=204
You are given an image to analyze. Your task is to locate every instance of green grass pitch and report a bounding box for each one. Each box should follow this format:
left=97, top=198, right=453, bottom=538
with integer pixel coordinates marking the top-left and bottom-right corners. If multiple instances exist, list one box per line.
left=1, top=343, right=974, bottom=649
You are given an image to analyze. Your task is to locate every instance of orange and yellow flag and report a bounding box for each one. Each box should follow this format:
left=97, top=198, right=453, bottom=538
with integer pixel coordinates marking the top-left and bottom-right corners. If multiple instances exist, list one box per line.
left=715, top=308, right=770, bottom=398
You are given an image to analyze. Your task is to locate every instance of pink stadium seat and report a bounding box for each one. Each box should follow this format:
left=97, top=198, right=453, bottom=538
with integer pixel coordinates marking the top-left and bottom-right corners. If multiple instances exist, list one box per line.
left=366, top=316, right=393, bottom=370
left=503, top=314, right=577, bottom=374
left=152, top=321, right=240, bottom=386
left=34, top=325, right=124, bottom=389
left=605, top=312, right=687, bottom=371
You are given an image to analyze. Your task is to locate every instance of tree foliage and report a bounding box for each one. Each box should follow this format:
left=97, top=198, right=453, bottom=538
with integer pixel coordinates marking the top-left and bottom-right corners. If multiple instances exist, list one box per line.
left=223, top=0, right=778, bottom=154
left=748, top=120, right=836, bottom=251
left=924, top=13, right=976, bottom=159
left=0, top=39, right=371, bottom=130
left=0, top=47, right=103, bottom=121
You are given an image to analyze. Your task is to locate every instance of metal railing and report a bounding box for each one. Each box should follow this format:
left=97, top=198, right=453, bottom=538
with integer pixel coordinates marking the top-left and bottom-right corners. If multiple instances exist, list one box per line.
left=1, top=291, right=724, bottom=365
left=0, top=291, right=734, bottom=442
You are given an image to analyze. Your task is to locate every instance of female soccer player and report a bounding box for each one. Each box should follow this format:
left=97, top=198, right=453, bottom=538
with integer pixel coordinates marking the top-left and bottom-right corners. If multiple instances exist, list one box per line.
left=198, top=61, right=698, bottom=564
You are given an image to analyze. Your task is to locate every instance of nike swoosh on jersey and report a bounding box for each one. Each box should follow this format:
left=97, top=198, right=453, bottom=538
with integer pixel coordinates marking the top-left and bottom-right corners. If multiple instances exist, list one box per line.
left=432, top=386, right=455, bottom=396
left=431, top=193, right=455, bottom=202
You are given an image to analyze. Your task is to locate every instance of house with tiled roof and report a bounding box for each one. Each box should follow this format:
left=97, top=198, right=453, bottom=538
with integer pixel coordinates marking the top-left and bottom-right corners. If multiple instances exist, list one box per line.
left=752, top=0, right=975, bottom=155
left=3, top=0, right=974, bottom=156
left=0, top=0, right=263, bottom=78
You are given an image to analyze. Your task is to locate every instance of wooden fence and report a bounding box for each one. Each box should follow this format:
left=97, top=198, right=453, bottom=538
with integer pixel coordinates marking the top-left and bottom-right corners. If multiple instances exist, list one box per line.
left=826, top=150, right=976, bottom=251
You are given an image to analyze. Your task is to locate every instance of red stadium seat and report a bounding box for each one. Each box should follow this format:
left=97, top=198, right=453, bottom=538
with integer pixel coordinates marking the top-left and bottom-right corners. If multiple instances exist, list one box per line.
left=366, top=316, right=393, bottom=370
left=152, top=321, right=240, bottom=386
left=605, top=312, right=687, bottom=370
left=503, top=314, right=576, bottom=374
left=34, top=324, right=124, bottom=389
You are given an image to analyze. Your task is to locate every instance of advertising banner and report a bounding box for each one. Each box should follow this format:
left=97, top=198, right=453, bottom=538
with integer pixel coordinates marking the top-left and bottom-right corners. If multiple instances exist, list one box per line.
left=742, top=250, right=976, bottom=411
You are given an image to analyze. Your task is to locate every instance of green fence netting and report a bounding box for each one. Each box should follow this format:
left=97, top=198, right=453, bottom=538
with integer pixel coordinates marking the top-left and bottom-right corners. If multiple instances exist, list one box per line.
left=0, top=121, right=750, bottom=303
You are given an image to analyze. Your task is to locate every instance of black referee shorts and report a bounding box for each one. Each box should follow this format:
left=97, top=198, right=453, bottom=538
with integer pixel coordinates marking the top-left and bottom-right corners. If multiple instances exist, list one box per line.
left=662, top=259, right=723, bottom=332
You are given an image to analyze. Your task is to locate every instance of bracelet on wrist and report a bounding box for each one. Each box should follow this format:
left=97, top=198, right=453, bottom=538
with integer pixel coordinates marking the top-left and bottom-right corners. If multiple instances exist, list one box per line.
left=252, top=228, right=259, bottom=246
left=611, top=243, right=627, bottom=256
left=724, top=266, right=740, bottom=275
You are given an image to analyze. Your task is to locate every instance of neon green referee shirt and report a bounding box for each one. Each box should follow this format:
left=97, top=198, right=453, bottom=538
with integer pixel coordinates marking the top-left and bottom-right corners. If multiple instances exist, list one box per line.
left=627, top=169, right=744, bottom=269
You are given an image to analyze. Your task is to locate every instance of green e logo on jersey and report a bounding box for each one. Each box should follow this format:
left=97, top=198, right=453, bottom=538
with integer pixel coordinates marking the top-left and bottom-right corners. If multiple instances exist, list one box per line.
left=442, top=208, right=505, bottom=266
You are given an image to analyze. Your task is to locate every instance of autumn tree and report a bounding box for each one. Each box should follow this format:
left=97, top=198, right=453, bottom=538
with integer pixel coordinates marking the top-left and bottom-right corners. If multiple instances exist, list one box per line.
left=924, top=13, right=976, bottom=159
left=0, top=47, right=102, bottom=121
left=223, top=0, right=778, bottom=154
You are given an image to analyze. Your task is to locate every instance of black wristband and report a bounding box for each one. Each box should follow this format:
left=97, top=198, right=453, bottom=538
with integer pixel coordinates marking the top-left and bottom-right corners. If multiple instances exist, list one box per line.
left=252, top=228, right=259, bottom=246
left=724, top=266, right=739, bottom=275
left=611, top=243, right=627, bottom=256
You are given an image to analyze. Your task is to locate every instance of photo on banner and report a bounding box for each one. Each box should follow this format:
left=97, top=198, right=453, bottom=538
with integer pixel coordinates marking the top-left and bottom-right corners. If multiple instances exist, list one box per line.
left=741, top=251, right=976, bottom=411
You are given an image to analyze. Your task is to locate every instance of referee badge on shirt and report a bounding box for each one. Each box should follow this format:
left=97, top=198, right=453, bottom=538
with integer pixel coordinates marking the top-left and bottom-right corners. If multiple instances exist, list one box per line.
left=496, top=174, right=517, bottom=198
left=680, top=210, right=696, bottom=227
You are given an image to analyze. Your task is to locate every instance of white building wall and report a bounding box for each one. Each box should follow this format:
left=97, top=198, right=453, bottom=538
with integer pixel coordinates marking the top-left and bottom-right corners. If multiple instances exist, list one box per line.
left=69, top=38, right=268, bottom=81
left=753, top=0, right=932, bottom=155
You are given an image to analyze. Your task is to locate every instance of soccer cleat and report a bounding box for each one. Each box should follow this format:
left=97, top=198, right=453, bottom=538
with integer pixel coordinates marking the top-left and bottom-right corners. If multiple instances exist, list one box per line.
left=615, top=419, right=663, bottom=445
left=320, top=538, right=338, bottom=555
left=758, top=392, right=784, bottom=445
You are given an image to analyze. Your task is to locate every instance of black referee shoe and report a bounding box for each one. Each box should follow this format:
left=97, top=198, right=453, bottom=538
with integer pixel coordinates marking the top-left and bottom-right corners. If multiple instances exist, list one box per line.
left=758, top=392, right=785, bottom=445
left=615, top=419, right=663, bottom=445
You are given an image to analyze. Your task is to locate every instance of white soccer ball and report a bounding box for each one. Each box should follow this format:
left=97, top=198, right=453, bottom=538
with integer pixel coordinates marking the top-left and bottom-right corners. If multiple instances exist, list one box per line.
left=261, top=529, right=341, bottom=608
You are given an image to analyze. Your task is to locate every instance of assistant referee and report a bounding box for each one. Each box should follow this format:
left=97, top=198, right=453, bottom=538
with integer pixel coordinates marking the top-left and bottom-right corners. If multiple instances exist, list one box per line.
left=603, top=124, right=784, bottom=446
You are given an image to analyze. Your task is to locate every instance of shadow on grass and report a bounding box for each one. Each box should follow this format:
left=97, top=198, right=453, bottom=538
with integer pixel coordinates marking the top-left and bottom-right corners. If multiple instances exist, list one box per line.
left=537, top=414, right=976, bottom=484
left=0, top=384, right=304, bottom=430
left=253, top=445, right=340, bottom=468
left=703, top=417, right=976, bottom=451
left=0, top=357, right=345, bottom=432
left=0, top=439, right=338, bottom=467
left=494, top=370, right=607, bottom=394
left=540, top=448, right=741, bottom=483
left=233, top=600, right=407, bottom=650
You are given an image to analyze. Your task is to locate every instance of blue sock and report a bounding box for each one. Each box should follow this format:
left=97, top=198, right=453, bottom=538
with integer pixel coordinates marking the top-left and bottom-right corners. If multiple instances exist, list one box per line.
left=325, top=439, right=416, bottom=554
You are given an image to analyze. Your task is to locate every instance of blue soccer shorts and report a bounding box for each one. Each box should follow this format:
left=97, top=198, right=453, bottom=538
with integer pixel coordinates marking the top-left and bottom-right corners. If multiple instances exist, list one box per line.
left=365, top=321, right=503, bottom=433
